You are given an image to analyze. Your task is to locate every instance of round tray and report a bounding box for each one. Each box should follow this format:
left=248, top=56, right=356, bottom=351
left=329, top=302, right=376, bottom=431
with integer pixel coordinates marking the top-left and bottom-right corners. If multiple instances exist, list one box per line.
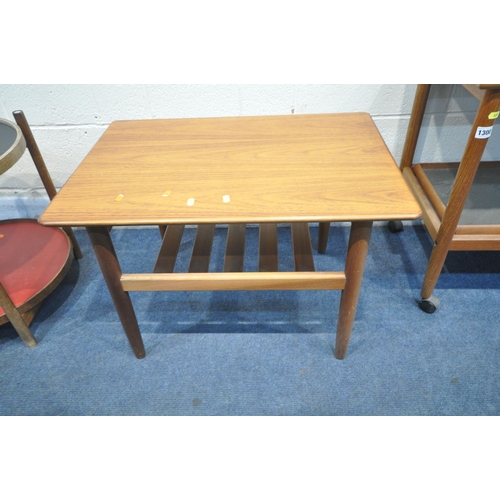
left=0, top=117, right=26, bottom=175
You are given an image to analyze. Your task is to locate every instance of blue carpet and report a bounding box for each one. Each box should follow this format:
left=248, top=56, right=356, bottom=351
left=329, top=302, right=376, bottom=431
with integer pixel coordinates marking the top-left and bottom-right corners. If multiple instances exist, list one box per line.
left=1, top=223, right=499, bottom=415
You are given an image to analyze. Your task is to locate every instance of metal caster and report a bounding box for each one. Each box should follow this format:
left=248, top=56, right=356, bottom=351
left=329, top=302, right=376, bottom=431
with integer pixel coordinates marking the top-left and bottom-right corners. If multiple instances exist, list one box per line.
left=388, top=220, right=404, bottom=233
left=418, top=295, right=440, bottom=314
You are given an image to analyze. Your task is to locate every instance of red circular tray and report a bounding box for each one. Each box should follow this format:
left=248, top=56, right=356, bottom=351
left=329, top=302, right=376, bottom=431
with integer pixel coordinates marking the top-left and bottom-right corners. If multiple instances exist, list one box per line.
left=0, top=220, right=71, bottom=315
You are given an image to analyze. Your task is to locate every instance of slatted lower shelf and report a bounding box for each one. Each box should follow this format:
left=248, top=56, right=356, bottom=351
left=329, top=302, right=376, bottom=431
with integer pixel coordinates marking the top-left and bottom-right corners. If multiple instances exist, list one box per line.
left=122, top=223, right=344, bottom=292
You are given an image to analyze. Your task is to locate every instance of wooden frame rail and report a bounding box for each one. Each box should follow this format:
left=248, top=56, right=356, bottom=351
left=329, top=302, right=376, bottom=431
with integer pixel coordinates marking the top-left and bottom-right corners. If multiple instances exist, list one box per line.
left=121, top=272, right=346, bottom=292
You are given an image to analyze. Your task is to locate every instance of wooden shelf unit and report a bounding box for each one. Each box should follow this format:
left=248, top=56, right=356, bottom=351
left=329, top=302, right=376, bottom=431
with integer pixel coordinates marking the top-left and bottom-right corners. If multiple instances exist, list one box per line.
left=400, top=84, right=500, bottom=310
left=121, top=222, right=347, bottom=292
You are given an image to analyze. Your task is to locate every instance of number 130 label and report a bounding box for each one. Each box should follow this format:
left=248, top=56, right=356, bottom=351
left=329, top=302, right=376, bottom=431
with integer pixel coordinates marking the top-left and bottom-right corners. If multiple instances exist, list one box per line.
left=475, top=126, right=493, bottom=139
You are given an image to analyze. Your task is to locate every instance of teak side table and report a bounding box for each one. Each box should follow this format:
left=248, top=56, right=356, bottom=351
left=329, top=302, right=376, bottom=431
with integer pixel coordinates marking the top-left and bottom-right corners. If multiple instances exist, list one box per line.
left=39, top=113, right=421, bottom=359
left=394, top=84, right=500, bottom=313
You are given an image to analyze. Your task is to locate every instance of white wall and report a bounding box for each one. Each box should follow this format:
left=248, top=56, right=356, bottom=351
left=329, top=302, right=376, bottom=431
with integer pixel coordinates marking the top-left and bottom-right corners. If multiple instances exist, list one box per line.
left=1, top=84, right=499, bottom=219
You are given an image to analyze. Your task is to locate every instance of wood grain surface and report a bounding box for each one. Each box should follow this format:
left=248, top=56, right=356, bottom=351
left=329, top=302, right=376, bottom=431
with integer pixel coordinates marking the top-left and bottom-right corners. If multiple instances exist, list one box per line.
left=120, top=271, right=346, bottom=292
left=39, top=113, right=421, bottom=226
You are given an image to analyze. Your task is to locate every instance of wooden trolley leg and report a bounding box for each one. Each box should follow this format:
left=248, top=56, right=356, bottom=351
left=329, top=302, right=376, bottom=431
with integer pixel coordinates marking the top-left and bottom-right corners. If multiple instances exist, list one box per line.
left=335, top=221, right=373, bottom=360
left=399, top=84, right=431, bottom=171
left=86, top=226, right=146, bottom=359
left=0, top=282, right=38, bottom=348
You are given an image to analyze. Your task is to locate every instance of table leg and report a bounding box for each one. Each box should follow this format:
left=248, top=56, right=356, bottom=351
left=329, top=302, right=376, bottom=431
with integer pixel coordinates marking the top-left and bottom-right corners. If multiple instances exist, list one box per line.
left=335, top=220, right=373, bottom=359
left=318, top=222, right=330, bottom=254
left=86, top=226, right=146, bottom=359
left=0, top=282, right=38, bottom=348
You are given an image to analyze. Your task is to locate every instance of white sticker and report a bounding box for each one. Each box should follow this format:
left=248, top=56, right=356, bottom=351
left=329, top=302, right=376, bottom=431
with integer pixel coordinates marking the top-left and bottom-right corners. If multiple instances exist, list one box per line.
left=222, top=194, right=230, bottom=203
left=475, top=126, right=493, bottom=139
left=187, top=198, right=195, bottom=206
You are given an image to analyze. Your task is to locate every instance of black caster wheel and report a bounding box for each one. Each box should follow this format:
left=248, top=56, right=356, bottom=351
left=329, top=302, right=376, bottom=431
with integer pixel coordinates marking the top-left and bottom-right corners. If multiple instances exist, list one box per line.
left=388, top=220, right=404, bottom=233
left=418, top=295, right=440, bottom=314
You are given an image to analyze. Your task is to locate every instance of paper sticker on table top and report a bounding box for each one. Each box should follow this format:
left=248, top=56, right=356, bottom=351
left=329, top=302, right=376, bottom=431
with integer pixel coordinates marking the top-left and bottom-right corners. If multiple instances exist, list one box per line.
left=115, top=194, right=124, bottom=202
left=187, top=198, right=195, bottom=206
left=488, top=111, right=499, bottom=120
left=222, top=195, right=231, bottom=203
left=475, top=126, right=493, bottom=139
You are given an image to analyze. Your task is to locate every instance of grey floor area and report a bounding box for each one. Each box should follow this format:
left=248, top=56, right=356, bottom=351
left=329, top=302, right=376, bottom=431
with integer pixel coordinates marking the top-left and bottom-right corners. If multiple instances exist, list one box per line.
left=1, top=222, right=500, bottom=415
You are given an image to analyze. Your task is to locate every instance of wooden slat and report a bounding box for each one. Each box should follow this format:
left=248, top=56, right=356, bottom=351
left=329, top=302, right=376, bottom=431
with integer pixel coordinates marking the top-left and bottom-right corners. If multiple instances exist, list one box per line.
left=318, top=222, right=330, bottom=254
left=291, top=223, right=315, bottom=272
left=189, top=224, right=215, bottom=273
left=224, top=224, right=246, bottom=272
left=420, top=162, right=461, bottom=170
left=450, top=234, right=500, bottom=251
left=121, top=272, right=346, bottom=292
left=153, top=224, right=185, bottom=273
left=455, top=224, right=500, bottom=235
left=421, top=161, right=500, bottom=170
left=462, top=84, right=485, bottom=101
left=259, top=223, right=278, bottom=272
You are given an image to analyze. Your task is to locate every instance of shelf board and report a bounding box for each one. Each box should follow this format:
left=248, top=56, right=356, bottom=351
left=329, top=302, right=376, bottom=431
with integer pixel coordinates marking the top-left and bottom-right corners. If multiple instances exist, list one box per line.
left=424, top=165, right=500, bottom=226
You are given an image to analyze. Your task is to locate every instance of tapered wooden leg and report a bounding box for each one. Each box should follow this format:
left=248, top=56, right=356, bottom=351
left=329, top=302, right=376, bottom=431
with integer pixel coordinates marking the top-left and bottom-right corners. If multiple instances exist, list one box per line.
left=86, top=226, right=146, bottom=359
left=22, top=303, right=42, bottom=326
left=318, top=222, right=330, bottom=254
left=0, top=282, right=38, bottom=348
left=420, top=243, right=448, bottom=301
left=335, top=221, right=373, bottom=359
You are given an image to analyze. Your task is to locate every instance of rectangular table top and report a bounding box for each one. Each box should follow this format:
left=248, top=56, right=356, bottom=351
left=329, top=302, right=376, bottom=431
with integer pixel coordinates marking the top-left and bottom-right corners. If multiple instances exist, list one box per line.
left=39, top=113, right=421, bottom=226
